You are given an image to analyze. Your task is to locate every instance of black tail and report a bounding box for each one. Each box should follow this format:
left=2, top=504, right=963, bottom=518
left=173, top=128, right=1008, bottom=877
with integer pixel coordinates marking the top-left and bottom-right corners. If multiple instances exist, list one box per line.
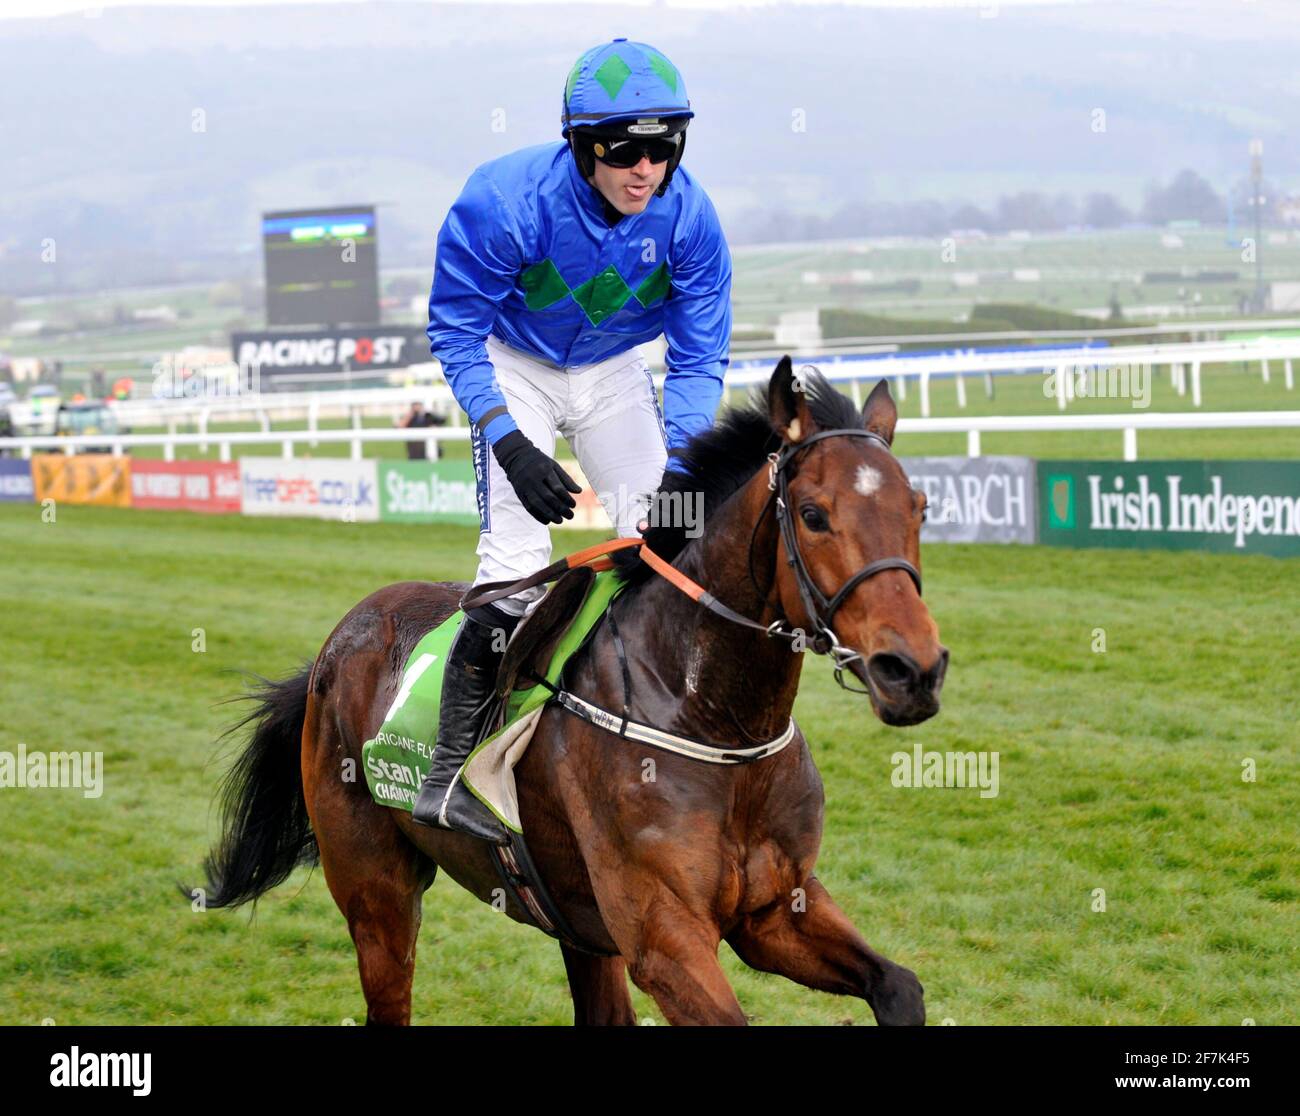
left=196, top=666, right=319, bottom=910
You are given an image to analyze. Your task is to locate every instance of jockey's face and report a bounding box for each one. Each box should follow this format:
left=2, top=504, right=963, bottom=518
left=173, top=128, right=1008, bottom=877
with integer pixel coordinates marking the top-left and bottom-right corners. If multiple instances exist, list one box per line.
left=589, top=154, right=666, bottom=215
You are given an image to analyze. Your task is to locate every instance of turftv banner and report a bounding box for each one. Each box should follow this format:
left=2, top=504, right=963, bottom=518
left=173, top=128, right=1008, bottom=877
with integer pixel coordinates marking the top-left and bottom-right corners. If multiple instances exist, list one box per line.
left=900, top=456, right=1037, bottom=544
left=1039, top=461, right=1300, bottom=557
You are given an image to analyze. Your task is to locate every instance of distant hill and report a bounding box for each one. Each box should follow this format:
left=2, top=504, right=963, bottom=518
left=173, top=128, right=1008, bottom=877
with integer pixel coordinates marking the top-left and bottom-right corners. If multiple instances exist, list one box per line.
left=2, top=0, right=1298, bottom=293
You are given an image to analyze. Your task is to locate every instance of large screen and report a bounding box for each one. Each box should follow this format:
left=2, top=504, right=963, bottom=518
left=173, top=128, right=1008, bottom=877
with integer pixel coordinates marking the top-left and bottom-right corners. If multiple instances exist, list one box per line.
left=262, top=206, right=379, bottom=327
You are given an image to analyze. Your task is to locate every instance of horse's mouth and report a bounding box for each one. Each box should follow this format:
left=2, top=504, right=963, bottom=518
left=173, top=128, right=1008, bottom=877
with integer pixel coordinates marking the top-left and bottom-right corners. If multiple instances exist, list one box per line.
left=852, top=649, right=947, bottom=727
left=874, top=694, right=941, bottom=727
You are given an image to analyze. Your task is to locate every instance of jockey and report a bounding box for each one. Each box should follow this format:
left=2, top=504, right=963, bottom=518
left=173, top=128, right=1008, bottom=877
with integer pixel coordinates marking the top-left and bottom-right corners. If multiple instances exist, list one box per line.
left=412, top=38, right=733, bottom=842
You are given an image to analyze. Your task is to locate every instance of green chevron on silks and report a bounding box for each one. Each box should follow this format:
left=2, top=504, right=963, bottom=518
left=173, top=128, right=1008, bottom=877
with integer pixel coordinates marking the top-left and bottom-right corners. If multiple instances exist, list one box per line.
left=520, top=258, right=671, bottom=323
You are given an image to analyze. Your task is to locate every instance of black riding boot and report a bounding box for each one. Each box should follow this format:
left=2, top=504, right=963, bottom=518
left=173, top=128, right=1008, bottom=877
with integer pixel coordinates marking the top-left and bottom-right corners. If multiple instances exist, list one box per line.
left=410, top=609, right=516, bottom=843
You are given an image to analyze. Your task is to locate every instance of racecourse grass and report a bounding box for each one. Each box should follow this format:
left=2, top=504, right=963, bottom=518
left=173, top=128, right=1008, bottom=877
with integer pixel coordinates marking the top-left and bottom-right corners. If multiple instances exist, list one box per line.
left=0, top=503, right=1295, bottom=1025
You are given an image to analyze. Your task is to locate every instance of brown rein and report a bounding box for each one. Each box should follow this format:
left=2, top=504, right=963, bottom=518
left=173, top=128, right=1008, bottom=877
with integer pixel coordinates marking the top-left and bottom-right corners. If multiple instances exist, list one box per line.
left=460, top=427, right=922, bottom=693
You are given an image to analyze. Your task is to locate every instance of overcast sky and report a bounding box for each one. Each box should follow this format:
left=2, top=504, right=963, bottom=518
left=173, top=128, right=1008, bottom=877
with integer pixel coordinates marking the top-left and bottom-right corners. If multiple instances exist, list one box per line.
left=3, top=0, right=1089, bottom=21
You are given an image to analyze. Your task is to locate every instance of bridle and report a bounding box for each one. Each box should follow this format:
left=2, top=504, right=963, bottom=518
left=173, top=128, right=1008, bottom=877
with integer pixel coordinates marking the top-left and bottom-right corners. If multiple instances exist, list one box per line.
left=461, top=426, right=923, bottom=695
left=759, top=427, right=923, bottom=692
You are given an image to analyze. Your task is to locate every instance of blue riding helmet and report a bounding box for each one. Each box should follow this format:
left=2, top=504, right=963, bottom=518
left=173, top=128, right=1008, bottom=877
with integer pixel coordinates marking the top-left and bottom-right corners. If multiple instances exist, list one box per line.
left=562, top=38, right=693, bottom=197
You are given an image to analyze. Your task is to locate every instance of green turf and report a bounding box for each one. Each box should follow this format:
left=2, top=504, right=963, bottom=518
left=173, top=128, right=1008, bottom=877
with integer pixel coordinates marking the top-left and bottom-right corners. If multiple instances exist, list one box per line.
left=0, top=504, right=1295, bottom=1025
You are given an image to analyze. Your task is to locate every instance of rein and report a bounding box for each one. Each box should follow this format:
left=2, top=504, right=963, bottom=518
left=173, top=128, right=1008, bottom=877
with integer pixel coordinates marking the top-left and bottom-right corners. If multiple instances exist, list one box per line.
left=458, top=426, right=922, bottom=756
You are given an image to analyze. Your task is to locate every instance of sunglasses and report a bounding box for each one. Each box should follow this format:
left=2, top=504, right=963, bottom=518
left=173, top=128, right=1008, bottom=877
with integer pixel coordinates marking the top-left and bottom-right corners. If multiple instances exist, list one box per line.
left=590, top=134, right=681, bottom=169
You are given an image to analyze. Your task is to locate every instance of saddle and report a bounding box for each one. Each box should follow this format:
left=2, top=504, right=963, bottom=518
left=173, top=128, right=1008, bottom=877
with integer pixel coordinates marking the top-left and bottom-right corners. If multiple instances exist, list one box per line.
left=496, top=565, right=598, bottom=705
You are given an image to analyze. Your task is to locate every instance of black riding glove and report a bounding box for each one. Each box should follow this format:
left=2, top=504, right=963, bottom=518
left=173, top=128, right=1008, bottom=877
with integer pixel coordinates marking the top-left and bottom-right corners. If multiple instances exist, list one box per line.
left=491, top=429, right=581, bottom=525
left=612, top=459, right=699, bottom=576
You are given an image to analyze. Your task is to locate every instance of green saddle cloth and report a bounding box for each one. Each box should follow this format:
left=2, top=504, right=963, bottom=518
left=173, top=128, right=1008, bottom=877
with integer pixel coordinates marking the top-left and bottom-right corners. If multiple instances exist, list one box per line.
left=361, top=569, right=624, bottom=813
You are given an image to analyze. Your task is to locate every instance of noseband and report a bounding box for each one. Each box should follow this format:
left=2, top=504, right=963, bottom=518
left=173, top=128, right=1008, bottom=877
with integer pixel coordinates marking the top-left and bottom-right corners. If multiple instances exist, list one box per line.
left=765, top=428, right=923, bottom=693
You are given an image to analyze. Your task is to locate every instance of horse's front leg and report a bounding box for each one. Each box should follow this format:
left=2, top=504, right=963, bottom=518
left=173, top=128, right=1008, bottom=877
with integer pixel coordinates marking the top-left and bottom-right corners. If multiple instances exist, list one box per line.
left=726, top=875, right=925, bottom=1025
left=586, top=866, right=747, bottom=1025
left=623, top=900, right=748, bottom=1026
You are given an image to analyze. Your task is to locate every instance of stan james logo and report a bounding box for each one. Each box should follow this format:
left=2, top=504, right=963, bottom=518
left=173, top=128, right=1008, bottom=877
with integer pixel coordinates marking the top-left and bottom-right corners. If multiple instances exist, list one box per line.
left=50, top=1047, right=151, bottom=1096
left=0, top=744, right=103, bottom=798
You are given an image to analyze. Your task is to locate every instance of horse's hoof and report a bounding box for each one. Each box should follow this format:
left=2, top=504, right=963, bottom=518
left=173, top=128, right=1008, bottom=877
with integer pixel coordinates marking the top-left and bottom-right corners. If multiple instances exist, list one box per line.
left=870, top=964, right=926, bottom=1026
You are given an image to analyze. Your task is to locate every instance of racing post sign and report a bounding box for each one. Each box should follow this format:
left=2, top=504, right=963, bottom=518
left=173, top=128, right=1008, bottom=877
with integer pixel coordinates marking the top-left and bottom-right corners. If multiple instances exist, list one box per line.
left=230, top=326, right=427, bottom=388
left=1039, top=461, right=1300, bottom=557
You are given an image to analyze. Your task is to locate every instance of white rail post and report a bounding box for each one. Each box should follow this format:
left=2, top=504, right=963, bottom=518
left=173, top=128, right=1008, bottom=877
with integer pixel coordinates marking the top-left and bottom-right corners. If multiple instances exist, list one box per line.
left=894, top=373, right=907, bottom=401
left=198, top=407, right=210, bottom=454
left=983, top=370, right=994, bottom=399
left=967, top=428, right=981, bottom=458
left=1286, top=359, right=1295, bottom=390
left=1056, top=364, right=1067, bottom=411
left=1123, top=427, right=1137, bottom=461
left=220, top=442, right=231, bottom=463
left=1191, top=361, right=1202, bottom=407
left=351, top=437, right=362, bottom=461
left=849, top=377, right=862, bottom=408
left=164, top=439, right=175, bottom=462
left=111, top=441, right=123, bottom=458
left=920, top=370, right=931, bottom=418
left=955, top=371, right=967, bottom=409
left=281, top=438, right=293, bottom=459
left=1262, top=359, right=1271, bottom=384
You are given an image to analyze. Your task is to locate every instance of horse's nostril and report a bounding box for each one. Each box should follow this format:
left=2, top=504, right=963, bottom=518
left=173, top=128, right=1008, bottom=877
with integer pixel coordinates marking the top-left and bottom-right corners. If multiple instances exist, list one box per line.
left=867, top=652, right=919, bottom=690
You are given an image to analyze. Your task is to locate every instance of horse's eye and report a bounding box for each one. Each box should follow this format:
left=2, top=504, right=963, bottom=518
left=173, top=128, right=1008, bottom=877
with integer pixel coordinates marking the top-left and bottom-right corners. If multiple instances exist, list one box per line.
left=800, top=505, right=829, bottom=532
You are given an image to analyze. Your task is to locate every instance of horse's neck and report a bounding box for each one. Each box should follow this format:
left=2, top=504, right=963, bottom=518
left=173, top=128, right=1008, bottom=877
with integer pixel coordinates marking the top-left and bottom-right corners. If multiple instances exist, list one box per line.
left=631, top=470, right=802, bottom=745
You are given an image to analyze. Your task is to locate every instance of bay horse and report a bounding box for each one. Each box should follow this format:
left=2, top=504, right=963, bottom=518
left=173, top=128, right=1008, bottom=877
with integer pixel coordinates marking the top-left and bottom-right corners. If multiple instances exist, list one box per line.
left=197, top=357, right=948, bottom=1025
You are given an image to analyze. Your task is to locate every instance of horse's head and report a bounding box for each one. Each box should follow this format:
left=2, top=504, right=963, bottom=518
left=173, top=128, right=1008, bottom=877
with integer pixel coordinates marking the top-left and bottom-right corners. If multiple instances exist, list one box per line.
left=766, top=357, right=947, bottom=726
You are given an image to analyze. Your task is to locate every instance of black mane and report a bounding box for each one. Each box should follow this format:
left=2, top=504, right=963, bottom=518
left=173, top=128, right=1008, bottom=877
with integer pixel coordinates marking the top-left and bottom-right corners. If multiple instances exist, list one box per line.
left=615, top=366, right=863, bottom=586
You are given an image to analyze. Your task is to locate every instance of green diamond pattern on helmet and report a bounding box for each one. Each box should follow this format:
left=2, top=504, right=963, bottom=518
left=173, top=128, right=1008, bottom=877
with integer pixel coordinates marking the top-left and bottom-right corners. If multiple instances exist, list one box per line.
left=594, top=53, right=632, bottom=101
left=521, top=258, right=571, bottom=310
left=644, top=50, right=679, bottom=94
left=633, top=262, right=670, bottom=307
left=570, top=265, right=632, bottom=325
left=564, top=57, right=585, bottom=104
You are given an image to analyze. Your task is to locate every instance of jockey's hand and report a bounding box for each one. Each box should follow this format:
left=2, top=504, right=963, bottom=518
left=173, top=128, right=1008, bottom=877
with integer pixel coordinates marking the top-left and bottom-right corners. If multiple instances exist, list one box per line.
left=492, top=430, right=582, bottom=524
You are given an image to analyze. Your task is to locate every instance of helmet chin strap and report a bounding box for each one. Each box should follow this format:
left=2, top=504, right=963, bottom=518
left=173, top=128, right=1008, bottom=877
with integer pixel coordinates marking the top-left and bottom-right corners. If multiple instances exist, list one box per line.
left=656, top=129, right=686, bottom=196
left=567, top=132, right=596, bottom=181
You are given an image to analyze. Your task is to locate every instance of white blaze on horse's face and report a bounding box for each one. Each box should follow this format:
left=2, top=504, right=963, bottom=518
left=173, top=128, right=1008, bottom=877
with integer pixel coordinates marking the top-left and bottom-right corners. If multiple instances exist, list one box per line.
left=854, top=464, right=884, bottom=498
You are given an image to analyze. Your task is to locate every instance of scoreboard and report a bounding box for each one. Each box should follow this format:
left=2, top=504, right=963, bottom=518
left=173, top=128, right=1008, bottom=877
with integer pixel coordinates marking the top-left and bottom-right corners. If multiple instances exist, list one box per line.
left=262, top=205, right=379, bottom=327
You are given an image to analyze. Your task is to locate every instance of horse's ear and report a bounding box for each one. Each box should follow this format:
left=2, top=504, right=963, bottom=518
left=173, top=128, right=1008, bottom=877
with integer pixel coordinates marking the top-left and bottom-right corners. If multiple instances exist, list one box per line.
left=768, top=355, right=815, bottom=443
left=862, top=379, right=898, bottom=446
